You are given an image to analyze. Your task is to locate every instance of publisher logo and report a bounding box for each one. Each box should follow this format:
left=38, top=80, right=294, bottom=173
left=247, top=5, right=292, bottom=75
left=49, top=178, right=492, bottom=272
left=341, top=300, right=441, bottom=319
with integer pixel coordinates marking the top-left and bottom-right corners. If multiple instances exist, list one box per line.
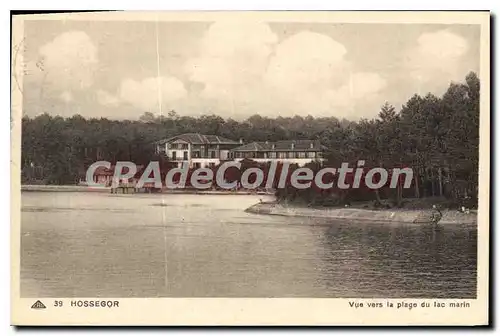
left=31, top=300, right=47, bottom=309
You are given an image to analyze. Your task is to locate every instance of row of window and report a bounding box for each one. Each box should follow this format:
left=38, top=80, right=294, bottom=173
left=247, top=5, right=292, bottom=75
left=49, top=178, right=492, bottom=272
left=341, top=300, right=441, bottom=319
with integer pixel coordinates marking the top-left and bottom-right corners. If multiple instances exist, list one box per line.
left=170, top=151, right=189, bottom=160
left=167, top=151, right=320, bottom=160
left=192, top=151, right=218, bottom=159
left=168, top=143, right=222, bottom=150
left=231, top=152, right=318, bottom=159
left=170, top=151, right=218, bottom=159
left=192, top=162, right=217, bottom=169
left=168, top=143, right=189, bottom=150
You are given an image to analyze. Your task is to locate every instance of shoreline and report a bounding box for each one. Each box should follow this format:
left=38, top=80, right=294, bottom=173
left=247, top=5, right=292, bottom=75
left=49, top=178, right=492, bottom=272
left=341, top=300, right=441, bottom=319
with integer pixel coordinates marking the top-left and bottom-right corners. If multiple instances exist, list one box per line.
left=20, top=185, right=478, bottom=225
left=20, top=185, right=274, bottom=196
left=245, top=202, right=477, bottom=225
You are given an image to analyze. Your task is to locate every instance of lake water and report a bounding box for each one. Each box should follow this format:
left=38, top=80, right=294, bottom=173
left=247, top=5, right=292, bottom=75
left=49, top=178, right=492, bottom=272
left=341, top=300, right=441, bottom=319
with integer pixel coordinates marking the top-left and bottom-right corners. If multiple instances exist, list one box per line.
left=20, top=192, right=477, bottom=298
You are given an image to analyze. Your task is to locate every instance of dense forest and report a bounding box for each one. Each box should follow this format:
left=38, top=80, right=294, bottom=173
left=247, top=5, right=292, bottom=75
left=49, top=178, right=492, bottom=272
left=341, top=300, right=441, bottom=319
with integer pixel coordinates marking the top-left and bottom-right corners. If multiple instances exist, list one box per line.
left=21, top=72, right=480, bottom=208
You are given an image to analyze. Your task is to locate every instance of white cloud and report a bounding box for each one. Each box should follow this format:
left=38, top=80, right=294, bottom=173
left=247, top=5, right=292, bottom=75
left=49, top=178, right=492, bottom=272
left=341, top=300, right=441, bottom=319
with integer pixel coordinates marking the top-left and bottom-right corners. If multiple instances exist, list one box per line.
left=417, top=30, right=468, bottom=59
left=262, top=32, right=385, bottom=117
left=408, top=29, right=469, bottom=90
left=265, top=31, right=348, bottom=92
left=118, top=76, right=187, bottom=112
left=325, top=72, right=387, bottom=105
left=59, top=91, right=73, bottom=103
left=186, top=20, right=278, bottom=99
left=185, top=23, right=386, bottom=118
left=266, top=71, right=387, bottom=118
left=345, top=72, right=388, bottom=100
left=38, top=31, right=98, bottom=91
left=263, top=32, right=386, bottom=116
left=97, top=90, right=120, bottom=107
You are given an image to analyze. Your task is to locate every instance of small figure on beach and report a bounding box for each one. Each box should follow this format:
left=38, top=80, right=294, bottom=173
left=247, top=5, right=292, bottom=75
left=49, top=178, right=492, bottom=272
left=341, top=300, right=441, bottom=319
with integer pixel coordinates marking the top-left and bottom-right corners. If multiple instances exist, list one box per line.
left=431, top=204, right=443, bottom=224
left=459, top=206, right=470, bottom=214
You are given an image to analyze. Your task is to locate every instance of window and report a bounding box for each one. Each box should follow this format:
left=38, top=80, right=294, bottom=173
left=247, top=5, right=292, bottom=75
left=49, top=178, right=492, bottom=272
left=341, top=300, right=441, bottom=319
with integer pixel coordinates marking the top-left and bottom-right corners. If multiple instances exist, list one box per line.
left=298, top=152, right=306, bottom=158
left=307, top=152, right=316, bottom=158
left=193, top=151, right=200, bottom=158
left=288, top=152, right=296, bottom=159
left=171, top=152, right=177, bottom=160
left=208, top=162, right=216, bottom=168
left=255, top=152, right=266, bottom=158
left=183, top=151, right=188, bottom=160
left=279, top=152, right=287, bottom=159
left=181, top=144, right=188, bottom=150
left=210, top=151, right=216, bottom=158
left=269, top=152, right=277, bottom=159
left=169, top=143, right=178, bottom=149
left=193, top=162, right=201, bottom=169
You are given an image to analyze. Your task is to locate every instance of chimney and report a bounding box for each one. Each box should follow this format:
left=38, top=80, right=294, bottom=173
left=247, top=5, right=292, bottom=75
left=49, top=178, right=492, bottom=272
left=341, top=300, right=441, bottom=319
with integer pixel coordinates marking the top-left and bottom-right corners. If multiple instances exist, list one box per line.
left=272, top=144, right=275, bottom=150
left=291, top=142, right=295, bottom=150
left=265, top=140, right=269, bottom=145
left=310, top=142, right=314, bottom=149
left=239, top=138, right=243, bottom=144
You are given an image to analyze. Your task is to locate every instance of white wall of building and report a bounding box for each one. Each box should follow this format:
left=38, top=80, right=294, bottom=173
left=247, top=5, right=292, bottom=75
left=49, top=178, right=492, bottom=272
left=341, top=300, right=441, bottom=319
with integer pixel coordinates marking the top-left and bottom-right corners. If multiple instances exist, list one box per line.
left=165, top=140, right=191, bottom=161
left=191, top=158, right=221, bottom=168
left=167, top=149, right=190, bottom=161
left=157, top=138, right=326, bottom=169
left=234, top=158, right=324, bottom=166
left=219, top=150, right=230, bottom=160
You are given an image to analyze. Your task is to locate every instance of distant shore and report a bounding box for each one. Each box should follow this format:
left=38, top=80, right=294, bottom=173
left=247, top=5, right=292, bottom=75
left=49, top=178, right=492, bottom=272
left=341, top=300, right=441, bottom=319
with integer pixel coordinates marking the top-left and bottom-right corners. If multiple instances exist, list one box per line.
left=245, top=202, right=477, bottom=225
left=20, top=185, right=274, bottom=196
left=20, top=185, right=478, bottom=225
left=21, top=185, right=109, bottom=192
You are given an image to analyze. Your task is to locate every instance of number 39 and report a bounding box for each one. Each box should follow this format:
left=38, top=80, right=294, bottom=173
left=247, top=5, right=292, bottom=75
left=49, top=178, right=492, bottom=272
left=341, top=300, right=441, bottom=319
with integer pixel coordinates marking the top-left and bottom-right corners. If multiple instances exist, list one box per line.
left=54, top=300, right=63, bottom=307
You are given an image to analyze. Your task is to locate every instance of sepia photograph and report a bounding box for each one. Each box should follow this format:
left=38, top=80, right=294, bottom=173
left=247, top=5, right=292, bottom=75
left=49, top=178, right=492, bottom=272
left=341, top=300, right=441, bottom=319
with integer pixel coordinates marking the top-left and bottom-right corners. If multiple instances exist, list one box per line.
left=10, top=10, right=490, bottom=325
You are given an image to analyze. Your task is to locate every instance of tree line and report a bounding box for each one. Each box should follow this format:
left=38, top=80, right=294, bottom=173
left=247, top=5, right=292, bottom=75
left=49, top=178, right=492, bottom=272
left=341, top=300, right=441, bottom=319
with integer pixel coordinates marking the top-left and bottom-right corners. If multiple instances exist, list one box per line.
left=21, top=72, right=480, bottom=208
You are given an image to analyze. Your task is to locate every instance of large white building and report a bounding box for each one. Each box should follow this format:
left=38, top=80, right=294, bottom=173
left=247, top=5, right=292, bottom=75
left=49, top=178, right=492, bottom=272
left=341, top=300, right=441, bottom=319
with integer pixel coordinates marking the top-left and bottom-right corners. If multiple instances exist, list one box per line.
left=155, top=133, right=241, bottom=168
left=155, top=134, right=326, bottom=168
left=229, top=140, right=325, bottom=165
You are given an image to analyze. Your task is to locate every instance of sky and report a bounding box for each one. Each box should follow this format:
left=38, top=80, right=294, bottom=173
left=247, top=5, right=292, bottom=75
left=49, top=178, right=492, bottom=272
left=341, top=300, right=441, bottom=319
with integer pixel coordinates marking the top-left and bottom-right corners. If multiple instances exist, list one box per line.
left=20, top=19, right=480, bottom=120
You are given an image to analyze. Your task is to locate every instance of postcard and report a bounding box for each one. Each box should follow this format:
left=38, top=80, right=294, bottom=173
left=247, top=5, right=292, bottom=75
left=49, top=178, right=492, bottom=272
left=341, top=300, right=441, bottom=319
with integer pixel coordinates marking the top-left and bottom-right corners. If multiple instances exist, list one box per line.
left=11, top=10, right=490, bottom=326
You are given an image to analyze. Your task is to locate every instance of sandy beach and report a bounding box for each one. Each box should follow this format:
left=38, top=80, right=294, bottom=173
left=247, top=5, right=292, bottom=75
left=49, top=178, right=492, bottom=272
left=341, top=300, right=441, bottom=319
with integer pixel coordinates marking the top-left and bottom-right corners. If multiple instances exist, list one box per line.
left=246, top=202, right=477, bottom=225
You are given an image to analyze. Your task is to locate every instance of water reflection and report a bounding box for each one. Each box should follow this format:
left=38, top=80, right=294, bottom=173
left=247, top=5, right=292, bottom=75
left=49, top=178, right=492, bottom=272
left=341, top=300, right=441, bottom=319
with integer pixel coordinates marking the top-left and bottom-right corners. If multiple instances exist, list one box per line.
left=317, top=222, right=476, bottom=298
left=21, top=192, right=476, bottom=298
